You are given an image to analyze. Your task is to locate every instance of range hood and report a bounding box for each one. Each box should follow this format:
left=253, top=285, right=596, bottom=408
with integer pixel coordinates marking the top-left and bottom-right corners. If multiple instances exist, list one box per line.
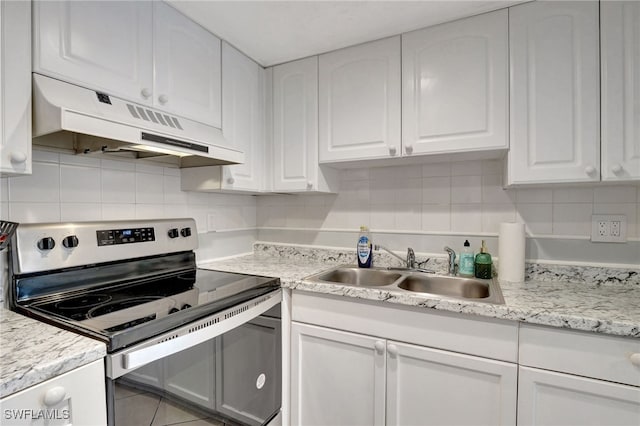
left=32, top=74, right=244, bottom=167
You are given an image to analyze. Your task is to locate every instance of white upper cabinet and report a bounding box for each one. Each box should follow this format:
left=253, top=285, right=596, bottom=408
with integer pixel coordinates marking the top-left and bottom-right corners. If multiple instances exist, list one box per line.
left=402, top=10, right=508, bottom=157
left=601, top=1, right=640, bottom=182
left=33, top=1, right=153, bottom=105
left=154, top=1, right=221, bottom=127
left=508, top=1, right=600, bottom=185
left=1, top=0, right=31, bottom=176
left=272, top=57, right=337, bottom=193
left=220, top=42, right=264, bottom=192
left=319, top=36, right=401, bottom=162
left=33, top=1, right=222, bottom=127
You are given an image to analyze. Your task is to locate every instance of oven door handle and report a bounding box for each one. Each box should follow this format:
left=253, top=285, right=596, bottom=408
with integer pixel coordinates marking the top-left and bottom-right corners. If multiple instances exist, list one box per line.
left=116, top=290, right=280, bottom=376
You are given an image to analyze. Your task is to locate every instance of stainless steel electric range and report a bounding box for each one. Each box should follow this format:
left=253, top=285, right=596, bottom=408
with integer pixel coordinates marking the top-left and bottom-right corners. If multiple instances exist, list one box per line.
left=8, top=218, right=281, bottom=426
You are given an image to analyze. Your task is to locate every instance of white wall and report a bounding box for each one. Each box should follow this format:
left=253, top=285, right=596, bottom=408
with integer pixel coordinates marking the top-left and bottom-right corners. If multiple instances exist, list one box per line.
left=257, top=160, right=640, bottom=266
left=259, top=160, right=639, bottom=238
left=2, top=153, right=638, bottom=269
left=1, top=149, right=256, bottom=230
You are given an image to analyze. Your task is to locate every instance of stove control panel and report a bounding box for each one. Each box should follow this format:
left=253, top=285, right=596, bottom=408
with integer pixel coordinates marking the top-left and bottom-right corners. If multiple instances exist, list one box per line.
left=96, top=227, right=156, bottom=246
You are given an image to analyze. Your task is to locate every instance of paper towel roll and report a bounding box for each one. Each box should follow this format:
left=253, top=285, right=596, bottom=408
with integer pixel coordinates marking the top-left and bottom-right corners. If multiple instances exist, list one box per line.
left=498, top=222, right=526, bottom=282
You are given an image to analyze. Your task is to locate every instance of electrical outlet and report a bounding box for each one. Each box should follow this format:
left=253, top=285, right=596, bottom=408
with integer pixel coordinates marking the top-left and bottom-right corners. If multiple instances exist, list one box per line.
left=591, top=215, right=627, bottom=242
left=611, top=221, right=621, bottom=237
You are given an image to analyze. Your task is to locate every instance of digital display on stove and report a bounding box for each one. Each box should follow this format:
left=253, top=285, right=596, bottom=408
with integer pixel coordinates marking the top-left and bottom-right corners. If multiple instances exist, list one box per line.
left=96, top=227, right=155, bottom=246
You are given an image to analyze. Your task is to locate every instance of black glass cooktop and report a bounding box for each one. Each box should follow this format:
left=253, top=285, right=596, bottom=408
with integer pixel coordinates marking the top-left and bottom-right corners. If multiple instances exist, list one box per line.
left=15, top=267, right=280, bottom=352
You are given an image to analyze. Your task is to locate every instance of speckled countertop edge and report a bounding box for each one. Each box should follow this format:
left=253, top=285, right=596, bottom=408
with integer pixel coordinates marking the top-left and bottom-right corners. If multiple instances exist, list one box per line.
left=200, top=246, right=640, bottom=339
left=0, top=308, right=106, bottom=398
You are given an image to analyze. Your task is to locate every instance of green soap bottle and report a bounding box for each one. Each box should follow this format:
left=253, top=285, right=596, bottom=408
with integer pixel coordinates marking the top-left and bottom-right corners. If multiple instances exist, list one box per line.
left=474, top=240, right=493, bottom=279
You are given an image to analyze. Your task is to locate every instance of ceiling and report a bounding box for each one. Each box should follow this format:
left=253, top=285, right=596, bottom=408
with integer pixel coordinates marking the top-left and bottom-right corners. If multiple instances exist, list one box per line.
left=167, top=0, right=524, bottom=67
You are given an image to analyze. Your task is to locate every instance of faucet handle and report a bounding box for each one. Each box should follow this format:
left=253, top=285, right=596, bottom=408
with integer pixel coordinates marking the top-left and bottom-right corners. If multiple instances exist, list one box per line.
left=406, top=248, right=416, bottom=268
left=443, top=246, right=457, bottom=275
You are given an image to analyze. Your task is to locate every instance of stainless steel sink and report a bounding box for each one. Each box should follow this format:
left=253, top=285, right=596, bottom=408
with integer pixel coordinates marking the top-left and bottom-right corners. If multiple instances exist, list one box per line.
left=398, top=275, right=490, bottom=299
left=312, top=267, right=403, bottom=287
left=306, top=266, right=505, bottom=304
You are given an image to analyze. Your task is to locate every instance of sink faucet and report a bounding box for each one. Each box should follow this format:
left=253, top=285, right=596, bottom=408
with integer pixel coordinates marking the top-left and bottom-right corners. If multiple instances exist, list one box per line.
left=407, top=248, right=416, bottom=269
left=374, top=244, right=431, bottom=271
left=444, top=246, right=457, bottom=275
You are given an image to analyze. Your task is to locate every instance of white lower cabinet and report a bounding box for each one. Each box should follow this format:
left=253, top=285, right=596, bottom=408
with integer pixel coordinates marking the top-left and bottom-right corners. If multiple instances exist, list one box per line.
left=518, top=323, right=640, bottom=426
left=0, top=360, right=107, bottom=425
left=291, top=323, right=385, bottom=426
left=386, top=341, right=517, bottom=426
left=518, top=366, right=640, bottom=426
left=291, top=321, right=517, bottom=426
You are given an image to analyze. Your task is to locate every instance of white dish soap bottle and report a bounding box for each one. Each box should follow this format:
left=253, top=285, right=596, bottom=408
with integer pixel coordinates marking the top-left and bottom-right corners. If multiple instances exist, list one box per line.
left=458, top=240, right=475, bottom=277
left=357, top=226, right=373, bottom=268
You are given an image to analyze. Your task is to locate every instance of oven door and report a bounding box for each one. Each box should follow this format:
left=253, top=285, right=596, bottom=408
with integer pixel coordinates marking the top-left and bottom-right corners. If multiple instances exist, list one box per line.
left=106, top=290, right=281, bottom=426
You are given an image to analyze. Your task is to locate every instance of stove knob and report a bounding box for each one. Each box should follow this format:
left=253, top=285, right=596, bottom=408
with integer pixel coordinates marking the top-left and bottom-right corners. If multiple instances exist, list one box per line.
left=180, top=227, right=192, bottom=237
left=168, top=228, right=179, bottom=239
left=169, top=308, right=180, bottom=314
left=63, top=235, right=79, bottom=248
left=181, top=304, right=192, bottom=310
left=37, top=237, right=55, bottom=251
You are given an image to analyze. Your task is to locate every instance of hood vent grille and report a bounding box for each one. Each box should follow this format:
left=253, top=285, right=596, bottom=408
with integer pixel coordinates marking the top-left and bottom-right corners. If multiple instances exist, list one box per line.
left=125, top=104, right=184, bottom=130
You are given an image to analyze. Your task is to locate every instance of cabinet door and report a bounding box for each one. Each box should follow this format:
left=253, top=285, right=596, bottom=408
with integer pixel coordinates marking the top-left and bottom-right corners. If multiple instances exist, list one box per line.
left=33, top=0, right=153, bottom=104
left=164, top=340, right=215, bottom=410
left=272, top=57, right=319, bottom=192
left=508, top=1, right=600, bottom=184
left=0, top=0, right=31, bottom=176
left=518, top=366, right=640, bottom=426
left=386, top=341, right=517, bottom=425
left=154, top=2, right=222, bottom=127
left=291, top=322, right=386, bottom=426
left=601, top=1, right=640, bottom=181
left=402, top=10, right=508, bottom=157
left=216, top=316, right=281, bottom=425
left=0, top=360, right=107, bottom=425
left=221, top=42, right=265, bottom=192
left=319, top=36, right=401, bottom=162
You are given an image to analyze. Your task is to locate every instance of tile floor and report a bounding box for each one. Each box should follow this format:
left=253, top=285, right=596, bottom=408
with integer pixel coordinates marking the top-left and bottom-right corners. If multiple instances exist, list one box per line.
left=115, top=383, right=225, bottom=426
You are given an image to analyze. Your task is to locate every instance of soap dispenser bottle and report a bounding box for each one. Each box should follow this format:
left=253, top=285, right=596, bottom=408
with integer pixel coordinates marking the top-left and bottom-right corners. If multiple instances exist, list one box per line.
left=474, top=240, right=493, bottom=279
left=458, top=240, right=475, bottom=277
left=357, top=226, right=373, bottom=268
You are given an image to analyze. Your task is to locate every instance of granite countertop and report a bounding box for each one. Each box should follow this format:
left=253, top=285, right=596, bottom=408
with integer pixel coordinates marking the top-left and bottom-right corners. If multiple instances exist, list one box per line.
left=200, top=246, right=640, bottom=339
left=0, top=307, right=106, bottom=398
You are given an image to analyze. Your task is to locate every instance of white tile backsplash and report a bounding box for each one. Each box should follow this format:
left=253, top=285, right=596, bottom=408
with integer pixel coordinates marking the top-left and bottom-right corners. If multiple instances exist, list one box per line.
left=593, top=185, right=637, bottom=204
left=135, top=172, right=164, bottom=204
left=60, top=203, right=102, bottom=221
left=422, top=177, right=450, bottom=204
left=450, top=204, right=482, bottom=232
left=60, top=164, right=101, bottom=203
left=421, top=204, right=450, bottom=232
left=9, top=162, right=60, bottom=202
left=552, top=187, right=593, bottom=203
left=10, top=202, right=61, bottom=223
left=102, top=169, right=135, bottom=204
left=516, top=204, right=553, bottom=235
left=254, top=163, right=639, bottom=241
left=6, top=153, right=639, bottom=242
left=5, top=150, right=257, bottom=234
left=451, top=176, right=482, bottom=204
left=553, top=203, right=593, bottom=236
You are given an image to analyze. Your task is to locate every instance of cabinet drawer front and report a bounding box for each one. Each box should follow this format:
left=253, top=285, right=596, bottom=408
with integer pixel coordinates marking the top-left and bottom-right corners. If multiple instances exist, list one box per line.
left=292, top=291, right=518, bottom=362
left=520, top=324, right=640, bottom=387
